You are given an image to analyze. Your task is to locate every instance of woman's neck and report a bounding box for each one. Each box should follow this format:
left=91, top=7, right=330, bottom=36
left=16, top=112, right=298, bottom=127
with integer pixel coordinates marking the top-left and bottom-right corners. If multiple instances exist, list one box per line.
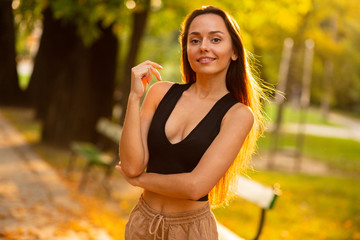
left=191, top=74, right=228, bottom=100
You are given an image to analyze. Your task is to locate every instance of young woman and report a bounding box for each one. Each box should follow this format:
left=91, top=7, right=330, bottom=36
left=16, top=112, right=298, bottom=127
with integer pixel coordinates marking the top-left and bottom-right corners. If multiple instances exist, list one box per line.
left=116, top=5, right=266, bottom=240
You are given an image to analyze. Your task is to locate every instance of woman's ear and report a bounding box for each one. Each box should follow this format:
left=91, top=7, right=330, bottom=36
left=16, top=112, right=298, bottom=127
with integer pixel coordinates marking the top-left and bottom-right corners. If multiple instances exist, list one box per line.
left=231, top=52, right=238, bottom=61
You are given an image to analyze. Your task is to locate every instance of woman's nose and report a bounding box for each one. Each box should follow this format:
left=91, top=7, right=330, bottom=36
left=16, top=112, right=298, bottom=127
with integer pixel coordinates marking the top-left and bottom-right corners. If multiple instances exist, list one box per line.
left=199, top=40, right=209, bottom=52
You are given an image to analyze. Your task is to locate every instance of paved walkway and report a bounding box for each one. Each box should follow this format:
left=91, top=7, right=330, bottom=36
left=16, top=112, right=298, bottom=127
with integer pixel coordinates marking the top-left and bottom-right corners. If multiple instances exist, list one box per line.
left=267, top=112, right=360, bottom=143
left=0, top=112, right=113, bottom=240
left=329, top=111, right=360, bottom=143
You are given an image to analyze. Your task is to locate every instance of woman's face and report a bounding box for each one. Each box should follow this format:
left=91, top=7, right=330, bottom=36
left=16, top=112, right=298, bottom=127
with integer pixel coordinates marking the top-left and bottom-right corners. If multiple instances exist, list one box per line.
left=187, top=13, right=237, bottom=78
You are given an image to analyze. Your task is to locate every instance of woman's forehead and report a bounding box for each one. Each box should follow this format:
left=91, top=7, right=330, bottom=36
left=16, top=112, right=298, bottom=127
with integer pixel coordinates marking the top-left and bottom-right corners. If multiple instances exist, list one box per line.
left=188, top=14, right=228, bottom=35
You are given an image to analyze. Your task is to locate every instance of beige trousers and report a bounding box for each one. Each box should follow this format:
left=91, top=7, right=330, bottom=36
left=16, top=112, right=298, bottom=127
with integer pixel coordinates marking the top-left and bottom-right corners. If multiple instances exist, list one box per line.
left=125, top=196, right=219, bottom=240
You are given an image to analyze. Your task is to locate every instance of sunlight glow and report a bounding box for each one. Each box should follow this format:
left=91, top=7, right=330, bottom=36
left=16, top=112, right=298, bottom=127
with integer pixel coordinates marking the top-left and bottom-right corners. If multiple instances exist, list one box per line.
left=12, top=0, right=20, bottom=10
left=125, top=0, right=136, bottom=10
left=151, top=0, right=162, bottom=10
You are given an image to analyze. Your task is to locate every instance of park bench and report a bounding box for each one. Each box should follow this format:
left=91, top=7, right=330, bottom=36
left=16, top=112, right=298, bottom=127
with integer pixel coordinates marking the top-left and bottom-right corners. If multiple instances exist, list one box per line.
left=67, top=118, right=122, bottom=195
left=218, top=176, right=279, bottom=240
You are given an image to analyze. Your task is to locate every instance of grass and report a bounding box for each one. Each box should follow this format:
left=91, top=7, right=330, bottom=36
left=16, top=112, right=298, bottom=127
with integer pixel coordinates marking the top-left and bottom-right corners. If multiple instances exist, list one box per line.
left=214, top=171, right=360, bottom=240
left=264, top=103, right=343, bottom=127
left=1, top=106, right=360, bottom=240
left=258, top=132, right=360, bottom=173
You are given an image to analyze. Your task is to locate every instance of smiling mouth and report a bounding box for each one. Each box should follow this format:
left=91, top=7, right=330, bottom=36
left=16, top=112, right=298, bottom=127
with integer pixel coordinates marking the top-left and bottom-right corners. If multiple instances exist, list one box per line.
left=197, top=58, right=216, bottom=63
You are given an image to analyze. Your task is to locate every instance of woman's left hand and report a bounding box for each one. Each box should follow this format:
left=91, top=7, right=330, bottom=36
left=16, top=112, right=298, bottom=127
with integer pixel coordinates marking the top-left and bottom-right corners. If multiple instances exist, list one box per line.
left=115, top=163, right=141, bottom=187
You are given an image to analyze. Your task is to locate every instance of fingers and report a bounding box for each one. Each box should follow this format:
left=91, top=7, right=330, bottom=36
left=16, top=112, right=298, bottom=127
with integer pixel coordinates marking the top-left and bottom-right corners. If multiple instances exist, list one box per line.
left=140, top=67, right=161, bottom=85
left=114, top=164, right=138, bottom=187
left=115, top=164, right=124, bottom=176
left=151, top=67, right=162, bottom=82
left=141, top=69, right=153, bottom=85
left=145, top=60, right=162, bottom=70
left=136, top=61, right=162, bottom=85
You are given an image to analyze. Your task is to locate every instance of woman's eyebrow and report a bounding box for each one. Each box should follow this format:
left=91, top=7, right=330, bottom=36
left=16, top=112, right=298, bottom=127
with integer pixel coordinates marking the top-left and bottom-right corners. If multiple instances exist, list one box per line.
left=189, top=30, right=225, bottom=35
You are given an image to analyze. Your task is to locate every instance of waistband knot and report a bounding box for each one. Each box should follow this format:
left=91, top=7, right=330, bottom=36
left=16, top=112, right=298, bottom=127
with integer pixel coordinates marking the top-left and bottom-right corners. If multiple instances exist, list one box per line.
left=149, top=213, right=165, bottom=240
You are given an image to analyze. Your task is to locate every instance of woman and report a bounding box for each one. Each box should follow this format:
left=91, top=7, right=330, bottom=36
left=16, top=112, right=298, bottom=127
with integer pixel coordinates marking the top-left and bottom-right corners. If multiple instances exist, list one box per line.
left=116, top=5, right=266, bottom=240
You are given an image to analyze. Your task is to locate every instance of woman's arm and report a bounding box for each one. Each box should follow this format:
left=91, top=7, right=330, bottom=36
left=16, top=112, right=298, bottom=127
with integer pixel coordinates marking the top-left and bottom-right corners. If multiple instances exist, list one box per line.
left=116, top=103, right=254, bottom=200
left=119, top=61, right=170, bottom=177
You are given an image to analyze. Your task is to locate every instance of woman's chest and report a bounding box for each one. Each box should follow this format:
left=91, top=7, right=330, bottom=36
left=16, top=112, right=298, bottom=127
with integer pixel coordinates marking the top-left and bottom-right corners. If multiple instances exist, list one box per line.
left=165, top=97, right=217, bottom=145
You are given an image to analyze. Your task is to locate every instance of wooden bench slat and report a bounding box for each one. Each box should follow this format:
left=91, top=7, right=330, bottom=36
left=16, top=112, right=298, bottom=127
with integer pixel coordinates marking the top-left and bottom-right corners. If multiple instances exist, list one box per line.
left=68, top=118, right=122, bottom=195
left=236, top=176, right=277, bottom=210
left=71, top=142, right=114, bottom=166
left=96, top=118, right=122, bottom=143
left=217, top=222, right=245, bottom=240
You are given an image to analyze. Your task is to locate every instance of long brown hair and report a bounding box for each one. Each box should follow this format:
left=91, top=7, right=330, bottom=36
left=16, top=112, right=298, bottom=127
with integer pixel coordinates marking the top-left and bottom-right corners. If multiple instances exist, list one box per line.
left=180, top=6, right=267, bottom=208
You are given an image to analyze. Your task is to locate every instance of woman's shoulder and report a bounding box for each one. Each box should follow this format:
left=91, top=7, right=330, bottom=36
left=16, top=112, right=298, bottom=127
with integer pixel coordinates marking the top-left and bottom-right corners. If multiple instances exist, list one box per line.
left=223, top=102, right=254, bottom=129
left=145, top=81, right=176, bottom=106
left=148, top=81, right=174, bottom=93
left=147, top=81, right=174, bottom=99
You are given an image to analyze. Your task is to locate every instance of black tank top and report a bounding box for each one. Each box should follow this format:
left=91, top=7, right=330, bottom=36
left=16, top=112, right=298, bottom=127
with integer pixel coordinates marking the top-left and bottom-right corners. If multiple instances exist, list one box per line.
left=147, top=83, right=239, bottom=201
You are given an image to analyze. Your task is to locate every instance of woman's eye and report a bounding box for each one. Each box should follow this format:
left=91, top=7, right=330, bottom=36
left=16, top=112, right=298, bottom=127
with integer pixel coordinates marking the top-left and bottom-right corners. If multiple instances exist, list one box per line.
left=190, top=39, right=200, bottom=44
left=212, top=37, right=221, bottom=43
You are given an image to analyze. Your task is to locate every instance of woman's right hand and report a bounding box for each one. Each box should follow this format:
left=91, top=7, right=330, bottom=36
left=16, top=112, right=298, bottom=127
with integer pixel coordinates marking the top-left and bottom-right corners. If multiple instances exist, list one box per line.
left=130, top=60, right=162, bottom=98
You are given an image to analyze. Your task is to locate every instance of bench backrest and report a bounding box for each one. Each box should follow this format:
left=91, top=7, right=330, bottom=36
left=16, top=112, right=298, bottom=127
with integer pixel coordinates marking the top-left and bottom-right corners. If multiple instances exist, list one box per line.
left=236, top=175, right=278, bottom=209
left=95, top=118, right=122, bottom=143
left=235, top=176, right=279, bottom=240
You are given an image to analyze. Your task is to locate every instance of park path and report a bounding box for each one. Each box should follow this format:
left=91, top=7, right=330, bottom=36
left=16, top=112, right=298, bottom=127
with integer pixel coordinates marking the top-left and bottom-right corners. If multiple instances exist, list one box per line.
left=267, top=110, right=360, bottom=142
left=0, top=112, right=113, bottom=240
left=329, top=111, right=360, bottom=143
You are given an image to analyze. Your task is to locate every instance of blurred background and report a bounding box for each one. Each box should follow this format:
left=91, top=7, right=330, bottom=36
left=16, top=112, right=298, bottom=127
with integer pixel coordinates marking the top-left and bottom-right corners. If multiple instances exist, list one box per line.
left=0, top=0, right=359, bottom=239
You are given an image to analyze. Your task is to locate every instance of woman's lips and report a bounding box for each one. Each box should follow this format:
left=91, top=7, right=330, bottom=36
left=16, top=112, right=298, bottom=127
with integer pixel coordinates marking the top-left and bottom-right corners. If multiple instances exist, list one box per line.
left=197, top=57, right=216, bottom=63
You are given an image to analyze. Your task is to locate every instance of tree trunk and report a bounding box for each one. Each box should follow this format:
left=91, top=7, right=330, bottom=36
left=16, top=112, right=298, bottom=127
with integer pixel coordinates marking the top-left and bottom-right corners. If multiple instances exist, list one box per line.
left=26, top=7, right=73, bottom=119
left=87, top=24, right=118, bottom=124
left=321, top=16, right=337, bottom=120
left=321, top=59, right=333, bottom=119
left=0, top=0, right=23, bottom=105
left=28, top=7, right=118, bottom=147
left=119, top=0, right=151, bottom=125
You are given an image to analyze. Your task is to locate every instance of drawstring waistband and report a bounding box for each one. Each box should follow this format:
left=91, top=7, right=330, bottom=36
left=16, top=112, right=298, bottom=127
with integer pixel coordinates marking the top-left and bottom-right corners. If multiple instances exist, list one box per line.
left=137, top=195, right=211, bottom=240
left=149, top=213, right=165, bottom=240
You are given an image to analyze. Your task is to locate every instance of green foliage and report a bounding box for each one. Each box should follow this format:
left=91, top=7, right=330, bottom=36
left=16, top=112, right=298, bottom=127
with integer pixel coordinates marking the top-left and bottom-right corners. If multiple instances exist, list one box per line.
left=138, top=3, right=184, bottom=82
left=14, top=0, right=360, bottom=111
left=139, top=0, right=360, bottom=113
left=305, top=0, right=360, bottom=112
left=18, top=73, right=31, bottom=90
left=13, top=0, right=44, bottom=55
left=49, top=0, right=127, bottom=46
left=13, top=0, right=44, bottom=32
left=14, top=0, right=129, bottom=46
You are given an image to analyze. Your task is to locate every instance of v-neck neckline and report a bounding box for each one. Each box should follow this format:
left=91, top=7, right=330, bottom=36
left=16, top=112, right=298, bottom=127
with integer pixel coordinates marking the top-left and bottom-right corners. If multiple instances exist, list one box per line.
left=163, top=86, right=231, bottom=146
